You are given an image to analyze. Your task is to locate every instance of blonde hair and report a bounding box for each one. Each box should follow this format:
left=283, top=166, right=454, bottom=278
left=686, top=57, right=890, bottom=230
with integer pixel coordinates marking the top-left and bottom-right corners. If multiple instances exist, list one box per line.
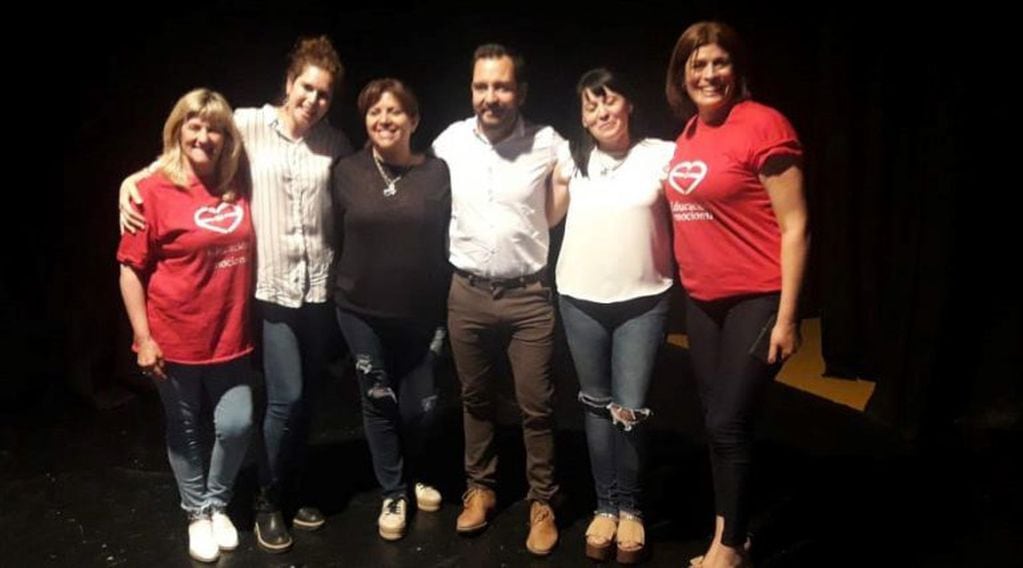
left=157, top=88, right=243, bottom=198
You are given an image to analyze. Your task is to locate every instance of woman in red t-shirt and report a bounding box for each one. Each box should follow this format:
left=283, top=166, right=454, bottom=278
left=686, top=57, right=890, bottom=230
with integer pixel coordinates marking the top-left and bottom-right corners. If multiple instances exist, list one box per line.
left=117, top=89, right=254, bottom=563
left=663, top=22, right=809, bottom=568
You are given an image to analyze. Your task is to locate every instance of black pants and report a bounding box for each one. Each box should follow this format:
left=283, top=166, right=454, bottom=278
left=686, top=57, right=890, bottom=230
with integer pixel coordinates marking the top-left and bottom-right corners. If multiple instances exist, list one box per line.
left=685, top=292, right=780, bottom=547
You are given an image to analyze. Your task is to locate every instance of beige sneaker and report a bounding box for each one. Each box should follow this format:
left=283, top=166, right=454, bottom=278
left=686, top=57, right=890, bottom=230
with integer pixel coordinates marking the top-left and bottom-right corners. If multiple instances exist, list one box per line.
left=378, top=497, right=407, bottom=541
left=414, top=482, right=442, bottom=512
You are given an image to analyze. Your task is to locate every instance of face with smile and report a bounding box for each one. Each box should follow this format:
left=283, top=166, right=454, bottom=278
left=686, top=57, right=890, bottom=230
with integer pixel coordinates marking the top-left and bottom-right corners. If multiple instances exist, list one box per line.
left=581, top=86, right=632, bottom=153
left=365, top=91, right=418, bottom=158
left=179, top=116, right=224, bottom=178
left=685, top=42, right=736, bottom=119
left=283, top=64, right=334, bottom=136
left=471, top=55, right=525, bottom=142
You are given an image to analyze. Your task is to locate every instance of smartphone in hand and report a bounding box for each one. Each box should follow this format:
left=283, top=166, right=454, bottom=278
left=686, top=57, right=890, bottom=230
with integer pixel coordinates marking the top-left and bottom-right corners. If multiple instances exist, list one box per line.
left=748, top=313, right=777, bottom=364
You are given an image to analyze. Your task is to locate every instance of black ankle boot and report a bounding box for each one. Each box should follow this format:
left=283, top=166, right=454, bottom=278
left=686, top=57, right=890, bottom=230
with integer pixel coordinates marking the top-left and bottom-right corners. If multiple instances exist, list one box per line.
left=282, top=472, right=325, bottom=531
left=254, top=487, right=293, bottom=553
left=292, top=506, right=326, bottom=531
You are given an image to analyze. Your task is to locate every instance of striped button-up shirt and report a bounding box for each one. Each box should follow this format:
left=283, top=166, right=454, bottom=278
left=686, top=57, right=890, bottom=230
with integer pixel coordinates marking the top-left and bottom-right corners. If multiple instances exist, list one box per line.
left=432, top=117, right=568, bottom=280
left=235, top=105, right=352, bottom=308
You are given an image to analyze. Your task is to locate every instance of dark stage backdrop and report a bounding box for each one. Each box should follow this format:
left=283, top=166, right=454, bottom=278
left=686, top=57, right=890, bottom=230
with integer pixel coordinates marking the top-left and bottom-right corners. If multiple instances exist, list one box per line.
left=40, top=2, right=1017, bottom=438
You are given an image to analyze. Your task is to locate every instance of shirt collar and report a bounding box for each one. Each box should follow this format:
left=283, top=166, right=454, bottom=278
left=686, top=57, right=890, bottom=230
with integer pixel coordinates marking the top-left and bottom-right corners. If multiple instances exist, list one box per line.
left=471, top=114, right=526, bottom=146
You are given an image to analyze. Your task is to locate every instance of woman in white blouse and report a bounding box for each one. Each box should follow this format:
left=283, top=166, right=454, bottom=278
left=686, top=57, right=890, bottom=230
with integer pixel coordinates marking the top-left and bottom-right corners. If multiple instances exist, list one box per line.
left=548, top=68, right=674, bottom=565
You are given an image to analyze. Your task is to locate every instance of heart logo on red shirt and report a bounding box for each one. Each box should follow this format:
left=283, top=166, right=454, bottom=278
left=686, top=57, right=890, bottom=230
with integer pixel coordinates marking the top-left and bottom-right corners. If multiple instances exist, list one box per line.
left=193, top=203, right=243, bottom=234
left=667, top=160, right=708, bottom=195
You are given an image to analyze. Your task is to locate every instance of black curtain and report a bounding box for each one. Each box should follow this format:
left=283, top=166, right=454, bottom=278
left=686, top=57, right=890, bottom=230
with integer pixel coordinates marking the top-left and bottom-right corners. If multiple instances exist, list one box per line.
left=40, top=3, right=1018, bottom=437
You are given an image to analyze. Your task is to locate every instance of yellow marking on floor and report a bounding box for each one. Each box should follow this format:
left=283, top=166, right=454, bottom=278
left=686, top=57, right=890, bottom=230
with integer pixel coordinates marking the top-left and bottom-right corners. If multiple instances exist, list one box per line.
left=667, top=318, right=875, bottom=411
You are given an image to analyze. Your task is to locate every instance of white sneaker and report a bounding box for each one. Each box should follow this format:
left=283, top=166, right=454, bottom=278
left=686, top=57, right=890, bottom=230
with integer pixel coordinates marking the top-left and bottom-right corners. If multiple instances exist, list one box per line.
left=414, top=482, right=442, bottom=512
left=211, top=511, right=239, bottom=551
left=188, top=517, right=220, bottom=563
left=377, top=497, right=407, bottom=541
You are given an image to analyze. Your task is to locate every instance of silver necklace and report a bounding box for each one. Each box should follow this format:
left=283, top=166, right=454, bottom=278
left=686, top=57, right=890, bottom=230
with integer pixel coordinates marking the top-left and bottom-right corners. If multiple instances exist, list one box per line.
left=373, top=155, right=404, bottom=197
left=593, top=148, right=628, bottom=177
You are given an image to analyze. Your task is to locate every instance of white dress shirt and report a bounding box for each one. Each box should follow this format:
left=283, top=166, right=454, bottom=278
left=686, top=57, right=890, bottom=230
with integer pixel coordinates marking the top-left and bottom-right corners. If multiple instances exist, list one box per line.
left=432, top=116, right=568, bottom=279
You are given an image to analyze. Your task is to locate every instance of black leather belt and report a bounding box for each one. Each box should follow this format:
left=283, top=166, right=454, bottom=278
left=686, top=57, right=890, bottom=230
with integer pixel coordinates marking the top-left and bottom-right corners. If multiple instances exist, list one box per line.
left=454, top=268, right=545, bottom=290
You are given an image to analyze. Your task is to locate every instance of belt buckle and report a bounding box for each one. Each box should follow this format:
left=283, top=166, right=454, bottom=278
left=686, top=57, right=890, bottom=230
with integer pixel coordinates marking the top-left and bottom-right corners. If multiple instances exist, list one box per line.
left=489, top=279, right=504, bottom=298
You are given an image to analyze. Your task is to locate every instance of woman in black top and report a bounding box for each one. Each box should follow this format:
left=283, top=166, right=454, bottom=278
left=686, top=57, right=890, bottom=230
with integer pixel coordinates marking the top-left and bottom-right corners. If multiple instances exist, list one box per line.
left=330, top=78, right=451, bottom=541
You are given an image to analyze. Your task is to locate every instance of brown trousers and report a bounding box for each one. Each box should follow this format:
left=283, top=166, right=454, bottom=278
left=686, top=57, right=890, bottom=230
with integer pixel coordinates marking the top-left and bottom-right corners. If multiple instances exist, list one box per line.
left=447, top=272, right=558, bottom=502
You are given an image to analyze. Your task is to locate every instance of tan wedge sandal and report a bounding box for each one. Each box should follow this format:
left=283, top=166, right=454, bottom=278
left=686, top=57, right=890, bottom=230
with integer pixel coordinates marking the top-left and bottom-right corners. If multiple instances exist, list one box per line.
left=584, top=512, right=618, bottom=561
left=616, top=512, right=646, bottom=564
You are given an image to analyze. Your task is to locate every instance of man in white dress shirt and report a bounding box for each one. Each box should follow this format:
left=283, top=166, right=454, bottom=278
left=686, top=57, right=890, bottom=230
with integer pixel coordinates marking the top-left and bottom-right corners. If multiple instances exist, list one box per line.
left=431, top=43, right=568, bottom=556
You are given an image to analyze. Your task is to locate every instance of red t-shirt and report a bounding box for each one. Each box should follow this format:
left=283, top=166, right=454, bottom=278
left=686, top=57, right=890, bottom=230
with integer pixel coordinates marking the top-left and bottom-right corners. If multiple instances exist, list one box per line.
left=117, top=172, right=255, bottom=364
left=665, top=100, right=802, bottom=301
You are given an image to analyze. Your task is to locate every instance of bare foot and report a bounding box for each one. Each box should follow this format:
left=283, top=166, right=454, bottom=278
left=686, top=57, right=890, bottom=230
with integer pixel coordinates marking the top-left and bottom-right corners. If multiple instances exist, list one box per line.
left=694, top=516, right=751, bottom=568
left=702, top=544, right=748, bottom=568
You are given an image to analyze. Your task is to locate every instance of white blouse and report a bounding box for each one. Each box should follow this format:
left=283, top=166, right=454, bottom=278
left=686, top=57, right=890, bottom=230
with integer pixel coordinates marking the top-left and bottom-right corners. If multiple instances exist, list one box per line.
left=555, top=138, right=675, bottom=303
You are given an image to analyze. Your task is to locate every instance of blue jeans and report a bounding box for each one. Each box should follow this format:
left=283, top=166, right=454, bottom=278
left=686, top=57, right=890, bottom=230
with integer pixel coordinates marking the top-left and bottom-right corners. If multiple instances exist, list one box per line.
left=336, top=307, right=440, bottom=499
left=559, top=291, right=669, bottom=517
left=258, top=301, right=337, bottom=499
left=157, top=356, right=254, bottom=515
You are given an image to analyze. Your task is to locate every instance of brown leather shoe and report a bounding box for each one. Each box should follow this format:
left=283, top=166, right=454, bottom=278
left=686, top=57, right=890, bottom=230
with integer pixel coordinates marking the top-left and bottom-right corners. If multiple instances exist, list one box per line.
left=456, top=486, right=496, bottom=533
left=526, top=500, right=558, bottom=556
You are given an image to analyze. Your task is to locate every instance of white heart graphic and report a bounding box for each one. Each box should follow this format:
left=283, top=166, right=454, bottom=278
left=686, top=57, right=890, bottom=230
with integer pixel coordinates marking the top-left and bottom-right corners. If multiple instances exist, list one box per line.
left=194, top=203, right=243, bottom=234
left=668, top=160, right=708, bottom=195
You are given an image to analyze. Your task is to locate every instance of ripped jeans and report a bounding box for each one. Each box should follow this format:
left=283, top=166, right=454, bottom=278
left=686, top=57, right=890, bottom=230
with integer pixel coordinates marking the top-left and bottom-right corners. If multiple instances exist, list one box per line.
left=335, top=307, right=441, bottom=500
left=559, top=291, right=669, bottom=517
